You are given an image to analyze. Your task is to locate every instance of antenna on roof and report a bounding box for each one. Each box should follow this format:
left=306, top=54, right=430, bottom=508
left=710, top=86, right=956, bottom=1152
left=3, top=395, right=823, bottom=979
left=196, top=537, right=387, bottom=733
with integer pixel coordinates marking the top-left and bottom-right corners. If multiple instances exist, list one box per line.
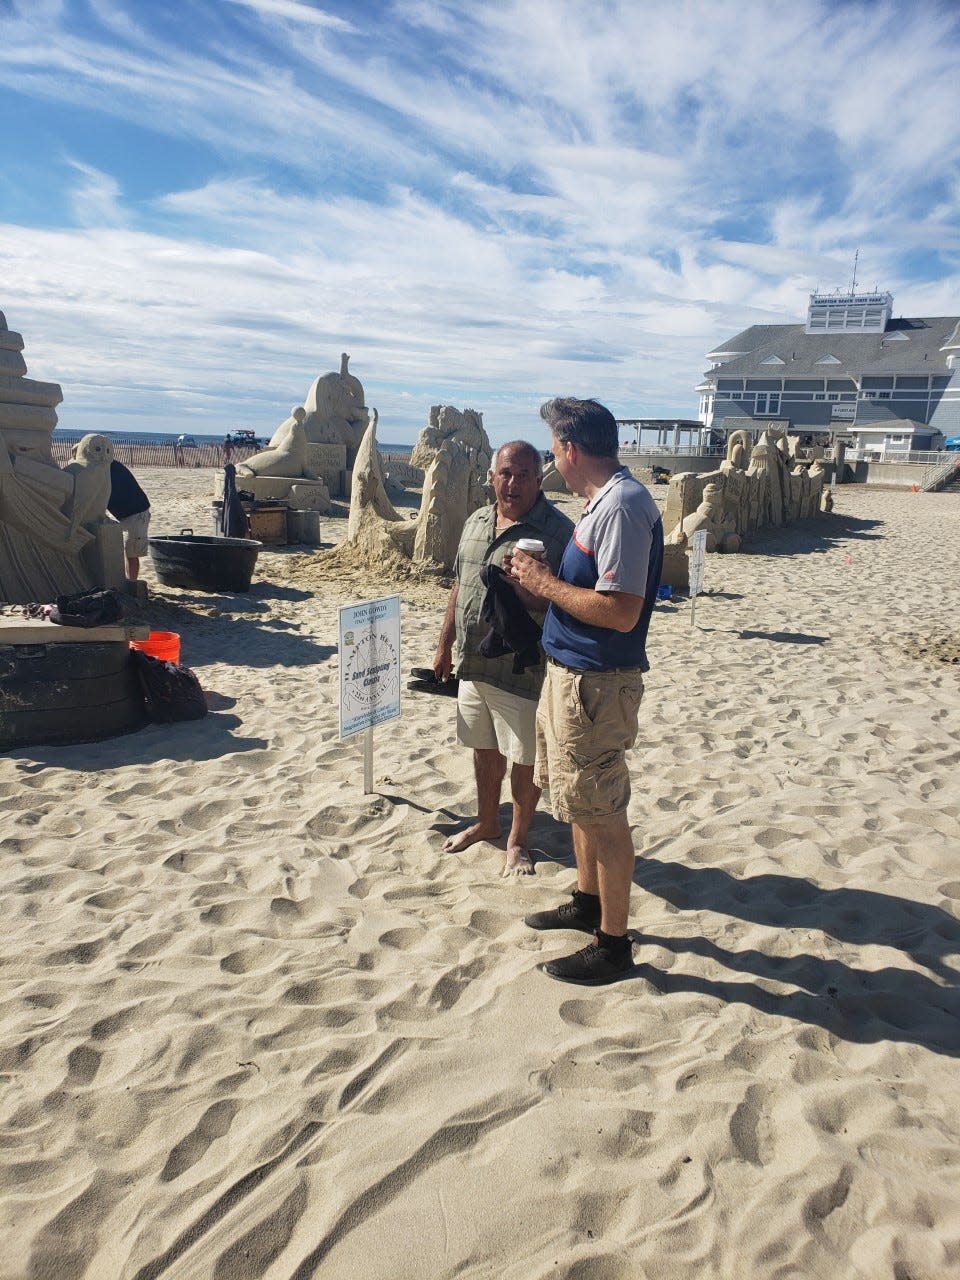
left=849, top=248, right=860, bottom=293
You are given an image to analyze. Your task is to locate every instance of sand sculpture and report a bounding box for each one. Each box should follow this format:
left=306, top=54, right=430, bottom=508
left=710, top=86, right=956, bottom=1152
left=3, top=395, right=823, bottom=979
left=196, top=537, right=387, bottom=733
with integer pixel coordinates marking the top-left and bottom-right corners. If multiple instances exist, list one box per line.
left=660, top=426, right=828, bottom=588
left=217, top=353, right=376, bottom=536
left=302, top=352, right=369, bottom=453
left=345, top=403, right=491, bottom=573
left=62, top=434, right=114, bottom=531
left=237, top=407, right=316, bottom=480
left=412, top=404, right=491, bottom=504
left=0, top=313, right=124, bottom=604
left=541, top=459, right=570, bottom=494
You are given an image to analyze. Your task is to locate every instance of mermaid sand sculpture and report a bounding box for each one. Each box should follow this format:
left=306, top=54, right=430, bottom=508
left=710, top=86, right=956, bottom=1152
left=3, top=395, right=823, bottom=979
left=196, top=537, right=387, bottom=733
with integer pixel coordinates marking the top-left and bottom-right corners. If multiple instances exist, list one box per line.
left=0, top=312, right=124, bottom=603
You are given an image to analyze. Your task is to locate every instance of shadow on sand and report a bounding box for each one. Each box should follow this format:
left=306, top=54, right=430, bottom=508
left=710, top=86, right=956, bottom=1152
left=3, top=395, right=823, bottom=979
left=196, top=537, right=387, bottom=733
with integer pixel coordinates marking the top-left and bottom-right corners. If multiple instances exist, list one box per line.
left=13, top=712, right=269, bottom=772
left=742, top=511, right=884, bottom=557
left=625, top=856, right=960, bottom=1057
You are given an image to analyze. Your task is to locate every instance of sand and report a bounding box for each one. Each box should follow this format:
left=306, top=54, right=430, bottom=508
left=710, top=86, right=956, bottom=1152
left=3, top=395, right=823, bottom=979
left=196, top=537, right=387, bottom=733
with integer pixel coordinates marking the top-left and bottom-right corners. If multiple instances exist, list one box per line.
left=2, top=469, right=959, bottom=1280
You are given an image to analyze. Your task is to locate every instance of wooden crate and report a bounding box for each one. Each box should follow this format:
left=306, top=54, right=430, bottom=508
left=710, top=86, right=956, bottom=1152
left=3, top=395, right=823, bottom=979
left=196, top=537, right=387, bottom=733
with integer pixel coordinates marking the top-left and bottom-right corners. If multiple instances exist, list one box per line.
left=247, top=505, right=288, bottom=545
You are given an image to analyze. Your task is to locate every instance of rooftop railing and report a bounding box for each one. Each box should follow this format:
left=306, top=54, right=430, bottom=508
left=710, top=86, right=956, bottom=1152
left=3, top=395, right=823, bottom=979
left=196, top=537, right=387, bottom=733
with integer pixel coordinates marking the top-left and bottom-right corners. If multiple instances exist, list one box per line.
left=618, top=443, right=727, bottom=458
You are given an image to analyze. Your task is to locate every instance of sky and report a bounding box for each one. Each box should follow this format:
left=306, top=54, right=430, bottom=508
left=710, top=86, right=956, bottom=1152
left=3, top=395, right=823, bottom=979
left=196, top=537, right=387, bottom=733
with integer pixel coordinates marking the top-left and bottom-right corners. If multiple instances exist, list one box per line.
left=1, top=0, right=959, bottom=448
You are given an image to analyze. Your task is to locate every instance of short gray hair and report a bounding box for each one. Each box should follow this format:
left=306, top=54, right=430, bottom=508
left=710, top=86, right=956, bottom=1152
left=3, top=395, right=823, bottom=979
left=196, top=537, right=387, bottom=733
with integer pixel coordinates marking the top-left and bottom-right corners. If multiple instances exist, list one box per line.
left=490, top=440, right=543, bottom=478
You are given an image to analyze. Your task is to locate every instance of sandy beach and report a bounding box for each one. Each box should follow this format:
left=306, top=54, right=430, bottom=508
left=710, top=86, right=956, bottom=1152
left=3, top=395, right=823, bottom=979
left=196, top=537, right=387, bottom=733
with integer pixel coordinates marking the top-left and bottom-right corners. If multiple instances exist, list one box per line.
left=3, top=468, right=960, bottom=1280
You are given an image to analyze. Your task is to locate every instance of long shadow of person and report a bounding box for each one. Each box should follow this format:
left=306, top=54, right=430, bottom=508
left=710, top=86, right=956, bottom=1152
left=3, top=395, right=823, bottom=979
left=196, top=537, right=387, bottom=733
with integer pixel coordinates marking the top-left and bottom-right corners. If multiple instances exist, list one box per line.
left=628, top=856, right=960, bottom=1058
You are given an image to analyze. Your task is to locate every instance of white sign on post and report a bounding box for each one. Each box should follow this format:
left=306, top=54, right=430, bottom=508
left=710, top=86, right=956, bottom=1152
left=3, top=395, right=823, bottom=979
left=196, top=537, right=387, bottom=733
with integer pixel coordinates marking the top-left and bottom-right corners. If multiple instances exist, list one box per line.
left=339, top=595, right=401, bottom=792
left=688, top=529, right=707, bottom=626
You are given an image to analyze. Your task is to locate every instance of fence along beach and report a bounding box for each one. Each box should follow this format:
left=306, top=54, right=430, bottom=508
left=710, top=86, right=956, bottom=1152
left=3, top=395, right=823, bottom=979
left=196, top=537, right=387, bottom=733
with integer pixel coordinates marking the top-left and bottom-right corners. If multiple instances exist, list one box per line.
left=49, top=432, right=415, bottom=471
left=2, top=467, right=960, bottom=1279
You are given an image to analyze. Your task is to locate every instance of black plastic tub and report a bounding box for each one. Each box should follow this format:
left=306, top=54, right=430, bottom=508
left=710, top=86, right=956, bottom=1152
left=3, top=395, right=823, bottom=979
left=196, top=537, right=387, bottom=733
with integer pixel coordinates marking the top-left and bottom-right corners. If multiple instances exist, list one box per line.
left=149, top=530, right=262, bottom=593
left=1, top=641, right=145, bottom=751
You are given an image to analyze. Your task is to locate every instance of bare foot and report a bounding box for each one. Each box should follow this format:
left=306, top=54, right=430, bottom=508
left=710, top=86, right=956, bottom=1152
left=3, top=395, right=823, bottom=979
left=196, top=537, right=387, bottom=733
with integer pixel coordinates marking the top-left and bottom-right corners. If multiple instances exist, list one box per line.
left=443, top=822, right=500, bottom=853
left=501, top=844, right=535, bottom=876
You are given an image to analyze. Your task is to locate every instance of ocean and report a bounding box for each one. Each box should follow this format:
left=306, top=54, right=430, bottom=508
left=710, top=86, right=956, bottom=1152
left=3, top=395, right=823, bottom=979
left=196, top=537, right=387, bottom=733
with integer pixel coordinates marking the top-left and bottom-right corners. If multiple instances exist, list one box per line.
left=52, top=429, right=414, bottom=458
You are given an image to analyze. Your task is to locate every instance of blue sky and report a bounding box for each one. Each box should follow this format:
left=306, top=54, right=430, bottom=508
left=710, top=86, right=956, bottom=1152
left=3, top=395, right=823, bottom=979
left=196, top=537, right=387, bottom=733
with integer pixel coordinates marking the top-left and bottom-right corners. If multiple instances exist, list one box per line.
left=1, top=0, right=958, bottom=447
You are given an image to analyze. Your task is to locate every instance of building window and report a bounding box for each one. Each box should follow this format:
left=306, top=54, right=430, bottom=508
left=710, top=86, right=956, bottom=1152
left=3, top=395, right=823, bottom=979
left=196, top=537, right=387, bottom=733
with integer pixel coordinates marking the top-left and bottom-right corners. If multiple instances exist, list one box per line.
left=755, top=393, right=780, bottom=414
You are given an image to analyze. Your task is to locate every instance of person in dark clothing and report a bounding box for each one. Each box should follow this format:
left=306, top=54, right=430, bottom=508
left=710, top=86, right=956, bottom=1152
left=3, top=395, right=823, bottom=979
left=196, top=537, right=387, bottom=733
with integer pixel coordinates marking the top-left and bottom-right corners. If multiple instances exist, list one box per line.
left=107, top=460, right=151, bottom=580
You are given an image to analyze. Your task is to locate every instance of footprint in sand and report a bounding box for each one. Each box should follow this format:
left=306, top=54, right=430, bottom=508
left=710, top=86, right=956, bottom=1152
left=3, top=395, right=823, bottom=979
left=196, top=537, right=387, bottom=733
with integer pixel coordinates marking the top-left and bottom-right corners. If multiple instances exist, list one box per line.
left=558, top=999, right=611, bottom=1030
left=66, top=1044, right=102, bottom=1084
left=92, top=1005, right=140, bottom=1041
left=160, top=1099, right=239, bottom=1182
left=85, top=888, right=127, bottom=910
left=379, top=926, right=426, bottom=950
left=219, top=943, right=278, bottom=974
left=47, top=936, right=109, bottom=966
left=270, top=896, right=302, bottom=917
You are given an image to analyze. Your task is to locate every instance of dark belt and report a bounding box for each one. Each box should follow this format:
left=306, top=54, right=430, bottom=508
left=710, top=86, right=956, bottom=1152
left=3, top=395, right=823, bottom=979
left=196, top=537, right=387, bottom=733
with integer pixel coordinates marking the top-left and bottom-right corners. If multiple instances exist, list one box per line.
left=547, top=656, right=643, bottom=675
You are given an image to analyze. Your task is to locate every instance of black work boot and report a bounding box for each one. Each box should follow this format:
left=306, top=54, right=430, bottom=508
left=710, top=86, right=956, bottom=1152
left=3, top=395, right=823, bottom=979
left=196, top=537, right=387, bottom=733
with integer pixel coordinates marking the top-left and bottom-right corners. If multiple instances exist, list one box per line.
left=524, top=890, right=601, bottom=934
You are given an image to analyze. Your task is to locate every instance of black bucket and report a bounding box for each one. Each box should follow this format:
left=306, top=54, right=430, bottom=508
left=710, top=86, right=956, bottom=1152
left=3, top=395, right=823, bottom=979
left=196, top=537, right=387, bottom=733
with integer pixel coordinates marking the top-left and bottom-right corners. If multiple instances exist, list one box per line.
left=149, top=529, right=262, bottom=593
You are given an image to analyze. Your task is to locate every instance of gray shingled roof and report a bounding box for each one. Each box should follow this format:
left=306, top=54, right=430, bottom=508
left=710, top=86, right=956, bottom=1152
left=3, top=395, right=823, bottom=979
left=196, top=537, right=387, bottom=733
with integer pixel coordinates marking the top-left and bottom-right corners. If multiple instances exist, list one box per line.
left=704, top=315, right=960, bottom=380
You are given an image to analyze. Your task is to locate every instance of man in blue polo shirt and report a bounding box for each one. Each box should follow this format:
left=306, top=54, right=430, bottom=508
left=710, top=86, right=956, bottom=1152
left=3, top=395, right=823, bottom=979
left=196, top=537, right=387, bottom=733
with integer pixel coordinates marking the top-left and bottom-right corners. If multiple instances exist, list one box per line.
left=509, top=398, right=663, bottom=985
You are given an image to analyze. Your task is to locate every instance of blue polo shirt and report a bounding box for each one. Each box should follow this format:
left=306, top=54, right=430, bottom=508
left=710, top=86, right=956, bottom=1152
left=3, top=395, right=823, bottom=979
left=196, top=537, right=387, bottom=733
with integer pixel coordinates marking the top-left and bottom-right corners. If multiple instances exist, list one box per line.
left=541, top=468, right=663, bottom=672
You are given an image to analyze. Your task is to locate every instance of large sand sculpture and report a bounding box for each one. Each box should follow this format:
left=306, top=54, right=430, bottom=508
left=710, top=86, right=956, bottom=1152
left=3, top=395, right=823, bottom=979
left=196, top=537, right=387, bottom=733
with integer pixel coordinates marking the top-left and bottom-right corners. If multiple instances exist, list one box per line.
left=222, top=354, right=373, bottom=527
left=0, top=312, right=124, bottom=604
left=221, top=357, right=490, bottom=561
left=345, top=403, right=492, bottom=573
left=660, top=426, right=829, bottom=587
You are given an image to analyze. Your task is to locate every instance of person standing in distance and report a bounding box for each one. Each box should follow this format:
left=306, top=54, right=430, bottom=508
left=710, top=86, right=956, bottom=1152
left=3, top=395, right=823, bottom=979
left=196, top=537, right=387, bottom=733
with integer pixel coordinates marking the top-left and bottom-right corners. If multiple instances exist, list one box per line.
left=509, top=398, right=663, bottom=984
left=107, top=459, right=151, bottom=582
left=433, top=441, right=573, bottom=876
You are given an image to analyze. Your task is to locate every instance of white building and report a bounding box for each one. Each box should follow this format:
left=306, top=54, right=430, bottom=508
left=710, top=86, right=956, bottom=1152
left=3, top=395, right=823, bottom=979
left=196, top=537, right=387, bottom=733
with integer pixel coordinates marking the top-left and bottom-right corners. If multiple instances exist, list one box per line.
left=698, top=290, right=960, bottom=454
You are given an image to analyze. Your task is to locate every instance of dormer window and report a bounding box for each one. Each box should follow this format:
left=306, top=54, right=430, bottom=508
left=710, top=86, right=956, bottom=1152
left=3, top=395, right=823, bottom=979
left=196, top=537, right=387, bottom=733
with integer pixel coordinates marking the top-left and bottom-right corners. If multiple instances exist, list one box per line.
left=760, top=355, right=785, bottom=366
left=815, top=354, right=841, bottom=365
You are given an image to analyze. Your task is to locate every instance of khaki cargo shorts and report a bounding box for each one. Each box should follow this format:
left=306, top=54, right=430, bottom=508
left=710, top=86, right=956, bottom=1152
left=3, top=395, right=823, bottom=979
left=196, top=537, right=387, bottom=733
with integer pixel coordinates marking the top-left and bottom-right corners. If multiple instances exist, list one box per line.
left=535, top=659, right=644, bottom=823
left=117, top=508, right=151, bottom=558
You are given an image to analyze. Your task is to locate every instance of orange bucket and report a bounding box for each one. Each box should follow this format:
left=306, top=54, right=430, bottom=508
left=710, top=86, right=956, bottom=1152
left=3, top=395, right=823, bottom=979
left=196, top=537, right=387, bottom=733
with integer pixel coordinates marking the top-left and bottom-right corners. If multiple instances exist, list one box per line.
left=130, top=630, right=181, bottom=663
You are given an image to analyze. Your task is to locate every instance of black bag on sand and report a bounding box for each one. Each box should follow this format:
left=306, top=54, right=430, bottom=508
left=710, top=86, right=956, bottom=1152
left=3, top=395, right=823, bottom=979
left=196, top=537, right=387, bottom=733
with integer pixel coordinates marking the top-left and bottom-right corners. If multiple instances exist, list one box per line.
left=131, top=650, right=208, bottom=723
left=50, top=587, right=125, bottom=628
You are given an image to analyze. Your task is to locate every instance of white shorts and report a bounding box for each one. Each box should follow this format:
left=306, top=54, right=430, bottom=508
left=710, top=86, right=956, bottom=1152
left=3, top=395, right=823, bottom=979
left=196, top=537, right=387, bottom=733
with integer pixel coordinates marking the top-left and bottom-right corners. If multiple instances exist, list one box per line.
left=456, top=679, right=538, bottom=766
left=117, top=508, right=151, bottom=557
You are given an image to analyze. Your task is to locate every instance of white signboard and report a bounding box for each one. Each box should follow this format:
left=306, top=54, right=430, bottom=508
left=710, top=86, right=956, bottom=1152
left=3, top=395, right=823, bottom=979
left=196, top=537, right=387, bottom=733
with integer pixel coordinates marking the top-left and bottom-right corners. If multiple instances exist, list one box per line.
left=688, top=529, right=707, bottom=598
left=338, top=595, right=401, bottom=740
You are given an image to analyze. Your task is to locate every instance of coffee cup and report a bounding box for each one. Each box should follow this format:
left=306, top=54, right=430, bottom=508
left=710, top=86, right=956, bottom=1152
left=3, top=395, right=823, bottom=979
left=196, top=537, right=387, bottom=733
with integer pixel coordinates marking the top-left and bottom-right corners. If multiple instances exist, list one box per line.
left=515, top=537, right=546, bottom=561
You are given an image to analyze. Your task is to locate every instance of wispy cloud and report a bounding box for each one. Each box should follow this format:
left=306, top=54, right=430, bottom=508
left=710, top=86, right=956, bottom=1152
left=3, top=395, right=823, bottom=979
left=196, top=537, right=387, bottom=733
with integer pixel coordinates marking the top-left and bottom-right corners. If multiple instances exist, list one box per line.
left=222, top=0, right=356, bottom=29
left=0, top=0, right=958, bottom=443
